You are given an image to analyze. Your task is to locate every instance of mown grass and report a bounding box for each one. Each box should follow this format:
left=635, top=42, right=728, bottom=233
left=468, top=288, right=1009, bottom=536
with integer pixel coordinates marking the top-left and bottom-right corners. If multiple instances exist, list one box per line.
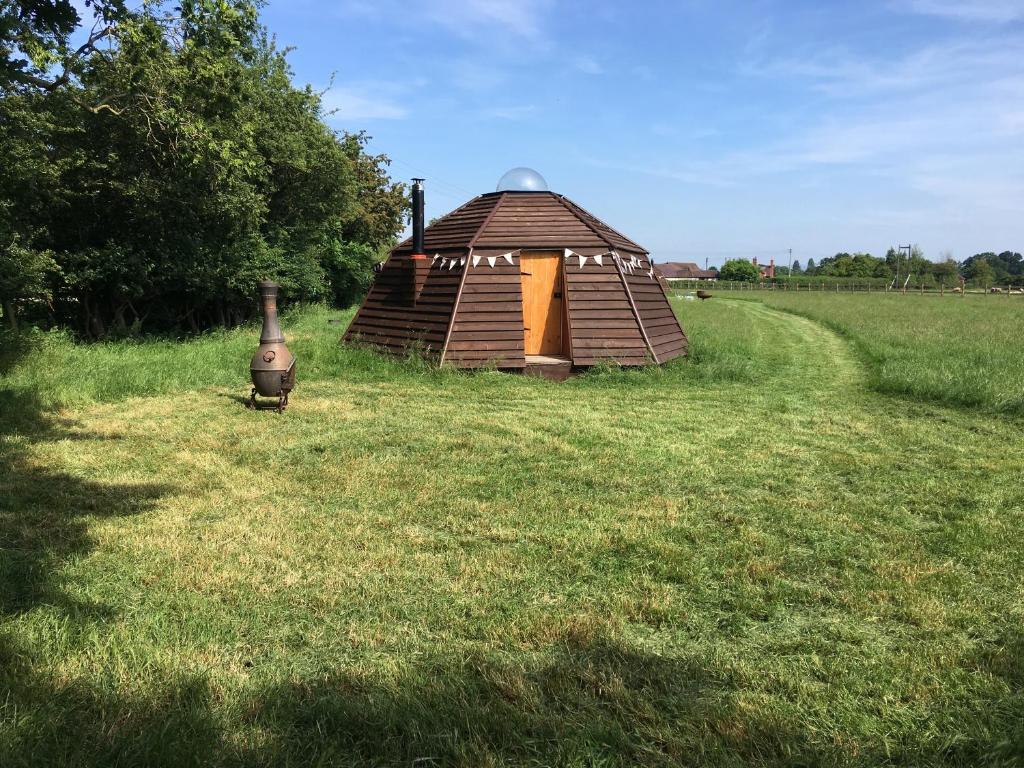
left=1, top=298, right=1022, bottom=767
left=741, top=292, right=1024, bottom=415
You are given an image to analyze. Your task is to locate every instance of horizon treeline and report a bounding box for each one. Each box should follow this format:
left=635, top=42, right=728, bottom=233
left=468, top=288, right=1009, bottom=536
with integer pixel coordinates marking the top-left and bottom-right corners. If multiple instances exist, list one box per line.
left=1, top=0, right=406, bottom=337
left=718, top=248, right=1023, bottom=285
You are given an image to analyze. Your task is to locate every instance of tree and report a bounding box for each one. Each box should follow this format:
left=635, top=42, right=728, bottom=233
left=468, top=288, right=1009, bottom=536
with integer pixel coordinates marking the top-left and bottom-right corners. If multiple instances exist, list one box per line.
left=806, top=258, right=816, bottom=274
left=817, top=252, right=885, bottom=278
left=995, top=251, right=1023, bottom=277
left=1, top=1, right=127, bottom=95
left=964, top=257, right=994, bottom=288
left=932, top=252, right=958, bottom=289
left=0, top=89, right=63, bottom=328
left=719, top=259, right=760, bottom=282
left=0, top=0, right=406, bottom=335
left=791, top=259, right=802, bottom=274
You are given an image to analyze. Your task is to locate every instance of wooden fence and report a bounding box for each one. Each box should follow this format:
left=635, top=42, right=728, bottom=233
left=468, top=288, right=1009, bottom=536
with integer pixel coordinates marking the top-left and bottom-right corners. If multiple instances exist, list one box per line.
left=666, top=279, right=1024, bottom=296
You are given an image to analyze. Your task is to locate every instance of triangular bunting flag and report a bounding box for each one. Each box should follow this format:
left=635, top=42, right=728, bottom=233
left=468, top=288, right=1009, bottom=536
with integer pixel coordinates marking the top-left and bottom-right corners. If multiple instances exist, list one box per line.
left=564, top=248, right=573, bottom=260
left=487, top=255, right=497, bottom=268
left=647, top=268, right=654, bottom=279
left=459, top=257, right=466, bottom=266
left=594, top=254, right=604, bottom=267
left=471, top=254, right=481, bottom=267
left=502, top=252, right=514, bottom=265
left=432, top=254, right=441, bottom=264
left=578, top=254, right=589, bottom=269
left=446, top=258, right=455, bottom=270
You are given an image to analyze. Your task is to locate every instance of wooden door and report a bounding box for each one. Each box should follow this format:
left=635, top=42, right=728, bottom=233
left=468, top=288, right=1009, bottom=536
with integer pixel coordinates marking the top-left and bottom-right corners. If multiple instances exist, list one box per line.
left=520, top=251, right=564, bottom=355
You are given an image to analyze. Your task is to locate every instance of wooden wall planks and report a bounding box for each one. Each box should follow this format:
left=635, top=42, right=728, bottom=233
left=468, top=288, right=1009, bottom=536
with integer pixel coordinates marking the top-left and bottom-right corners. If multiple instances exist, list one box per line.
left=565, top=255, right=648, bottom=363
left=622, top=265, right=689, bottom=363
left=344, top=249, right=467, bottom=359
left=443, top=251, right=526, bottom=368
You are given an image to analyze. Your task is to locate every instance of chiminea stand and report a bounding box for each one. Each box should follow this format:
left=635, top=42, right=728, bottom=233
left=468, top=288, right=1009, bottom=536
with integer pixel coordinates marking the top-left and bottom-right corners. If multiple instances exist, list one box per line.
left=247, top=359, right=295, bottom=412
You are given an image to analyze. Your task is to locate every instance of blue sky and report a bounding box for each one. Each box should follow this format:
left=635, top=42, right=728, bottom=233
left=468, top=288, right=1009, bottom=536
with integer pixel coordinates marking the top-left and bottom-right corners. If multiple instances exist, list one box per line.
left=261, top=0, right=1023, bottom=267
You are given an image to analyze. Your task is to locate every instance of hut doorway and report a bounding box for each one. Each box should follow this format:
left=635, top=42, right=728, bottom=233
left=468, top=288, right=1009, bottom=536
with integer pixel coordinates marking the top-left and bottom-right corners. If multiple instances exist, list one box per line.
left=520, top=251, right=565, bottom=356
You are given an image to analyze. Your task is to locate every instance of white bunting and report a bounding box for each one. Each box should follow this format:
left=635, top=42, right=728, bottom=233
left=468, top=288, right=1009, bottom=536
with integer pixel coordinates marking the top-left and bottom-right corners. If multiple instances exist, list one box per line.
left=502, top=252, right=514, bottom=265
left=432, top=254, right=441, bottom=264
left=487, top=256, right=497, bottom=268
left=460, top=257, right=466, bottom=266
left=647, top=268, right=655, bottom=279
left=564, top=248, right=573, bottom=260
left=594, top=254, right=604, bottom=267
left=578, top=253, right=589, bottom=269
left=446, top=258, right=455, bottom=270
left=471, top=254, right=481, bottom=267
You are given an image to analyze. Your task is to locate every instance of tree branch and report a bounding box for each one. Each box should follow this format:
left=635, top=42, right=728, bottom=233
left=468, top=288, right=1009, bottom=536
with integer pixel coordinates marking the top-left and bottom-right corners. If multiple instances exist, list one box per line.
left=11, top=24, right=114, bottom=93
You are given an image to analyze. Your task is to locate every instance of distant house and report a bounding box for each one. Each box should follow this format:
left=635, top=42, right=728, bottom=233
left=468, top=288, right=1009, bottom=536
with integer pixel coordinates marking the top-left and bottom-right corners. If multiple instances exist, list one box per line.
left=752, top=257, right=775, bottom=279
left=655, top=262, right=718, bottom=281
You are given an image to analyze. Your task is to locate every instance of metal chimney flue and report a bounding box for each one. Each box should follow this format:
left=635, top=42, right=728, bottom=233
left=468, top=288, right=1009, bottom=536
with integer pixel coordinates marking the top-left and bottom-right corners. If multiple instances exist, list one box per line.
left=412, top=178, right=425, bottom=255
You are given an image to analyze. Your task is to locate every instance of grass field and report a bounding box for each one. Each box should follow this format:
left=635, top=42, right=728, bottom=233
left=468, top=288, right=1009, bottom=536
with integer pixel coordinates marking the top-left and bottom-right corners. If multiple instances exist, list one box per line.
left=741, top=292, right=1024, bottom=416
left=1, top=297, right=1023, bottom=766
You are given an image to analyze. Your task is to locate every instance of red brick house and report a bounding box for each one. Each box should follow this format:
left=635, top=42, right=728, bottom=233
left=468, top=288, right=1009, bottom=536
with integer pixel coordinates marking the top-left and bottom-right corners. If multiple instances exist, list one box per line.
left=655, top=262, right=718, bottom=281
left=752, top=257, right=775, bottom=279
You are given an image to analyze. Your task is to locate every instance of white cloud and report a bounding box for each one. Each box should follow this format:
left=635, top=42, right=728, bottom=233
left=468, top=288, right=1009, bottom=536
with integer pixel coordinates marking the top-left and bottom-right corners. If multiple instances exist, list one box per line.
left=337, top=0, right=553, bottom=41
left=481, top=104, right=537, bottom=120
left=898, top=0, right=1024, bottom=23
left=573, top=55, right=604, bottom=75
left=320, top=86, right=408, bottom=121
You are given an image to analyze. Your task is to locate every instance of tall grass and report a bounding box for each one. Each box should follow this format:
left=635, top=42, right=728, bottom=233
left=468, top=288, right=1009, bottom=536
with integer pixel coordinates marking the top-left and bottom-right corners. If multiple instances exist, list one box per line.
left=749, top=292, right=1024, bottom=415
left=0, top=300, right=807, bottom=409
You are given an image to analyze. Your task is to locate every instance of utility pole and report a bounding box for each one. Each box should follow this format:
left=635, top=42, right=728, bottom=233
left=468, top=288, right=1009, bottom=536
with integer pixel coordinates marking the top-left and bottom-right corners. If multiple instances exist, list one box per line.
left=788, top=248, right=792, bottom=275
left=898, top=244, right=912, bottom=294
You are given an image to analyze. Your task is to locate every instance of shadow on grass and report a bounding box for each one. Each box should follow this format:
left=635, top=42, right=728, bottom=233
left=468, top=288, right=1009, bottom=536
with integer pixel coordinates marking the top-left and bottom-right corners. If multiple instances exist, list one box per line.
left=0, top=390, right=1020, bottom=766
left=0, top=329, right=35, bottom=377
left=1, top=633, right=848, bottom=767
left=0, top=386, right=200, bottom=765
left=0, top=388, right=172, bottom=615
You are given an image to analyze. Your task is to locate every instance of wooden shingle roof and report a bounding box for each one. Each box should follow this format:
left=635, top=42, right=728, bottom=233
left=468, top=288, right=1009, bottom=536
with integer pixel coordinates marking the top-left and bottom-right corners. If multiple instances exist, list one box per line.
left=397, top=191, right=648, bottom=254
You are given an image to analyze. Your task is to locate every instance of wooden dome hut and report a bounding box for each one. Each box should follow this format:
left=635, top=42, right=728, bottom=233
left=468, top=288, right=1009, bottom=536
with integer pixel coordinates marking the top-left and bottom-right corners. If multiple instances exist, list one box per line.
left=344, top=170, right=688, bottom=373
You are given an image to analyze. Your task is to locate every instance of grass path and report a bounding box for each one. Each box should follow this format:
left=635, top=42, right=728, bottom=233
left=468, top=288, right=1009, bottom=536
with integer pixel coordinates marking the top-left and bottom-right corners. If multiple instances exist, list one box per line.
left=2, top=300, right=1023, bottom=767
left=721, top=298, right=862, bottom=392
left=747, top=292, right=1024, bottom=415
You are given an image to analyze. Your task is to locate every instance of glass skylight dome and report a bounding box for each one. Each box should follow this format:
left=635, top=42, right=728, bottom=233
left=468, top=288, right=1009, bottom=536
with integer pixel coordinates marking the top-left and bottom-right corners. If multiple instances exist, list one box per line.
left=496, top=167, right=549, bottom=192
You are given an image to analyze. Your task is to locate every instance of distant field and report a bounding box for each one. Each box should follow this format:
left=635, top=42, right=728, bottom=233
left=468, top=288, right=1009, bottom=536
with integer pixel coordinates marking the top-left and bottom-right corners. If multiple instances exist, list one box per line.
left=724, top=292, right=1023, bottom=415
left=2, top=301, right=1023, bottom=766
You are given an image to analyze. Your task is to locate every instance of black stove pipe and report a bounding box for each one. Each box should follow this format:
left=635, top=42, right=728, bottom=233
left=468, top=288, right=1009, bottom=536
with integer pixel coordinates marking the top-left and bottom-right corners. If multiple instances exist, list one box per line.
left=412, top=178, right=425, bottom=255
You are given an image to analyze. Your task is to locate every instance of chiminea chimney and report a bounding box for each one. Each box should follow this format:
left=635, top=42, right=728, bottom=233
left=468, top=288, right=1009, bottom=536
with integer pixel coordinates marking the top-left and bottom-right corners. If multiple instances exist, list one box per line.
left=407, top=178, right=429, bottom=305
left=412, top=178, right=425, bottom=255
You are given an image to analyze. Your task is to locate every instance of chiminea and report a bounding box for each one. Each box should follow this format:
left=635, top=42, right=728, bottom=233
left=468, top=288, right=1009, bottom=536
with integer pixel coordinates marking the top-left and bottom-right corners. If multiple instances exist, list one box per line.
left=248, top=280, right=295, bottom=412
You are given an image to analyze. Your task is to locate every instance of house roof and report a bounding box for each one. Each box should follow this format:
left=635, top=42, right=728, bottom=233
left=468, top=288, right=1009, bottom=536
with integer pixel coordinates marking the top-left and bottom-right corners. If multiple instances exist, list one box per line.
left=655, top=262, right=718, bottom=279
left=396, top=191, right=647, bottom=254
